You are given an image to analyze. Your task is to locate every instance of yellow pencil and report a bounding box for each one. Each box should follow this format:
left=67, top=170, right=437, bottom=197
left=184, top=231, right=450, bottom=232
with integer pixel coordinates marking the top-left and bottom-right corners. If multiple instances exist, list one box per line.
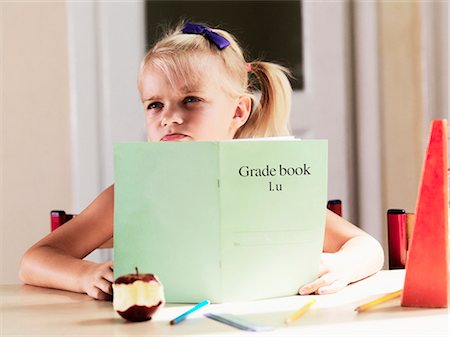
left=355, top=289, right=402, bottom=313
left=285, top=299, right=316, bottom=324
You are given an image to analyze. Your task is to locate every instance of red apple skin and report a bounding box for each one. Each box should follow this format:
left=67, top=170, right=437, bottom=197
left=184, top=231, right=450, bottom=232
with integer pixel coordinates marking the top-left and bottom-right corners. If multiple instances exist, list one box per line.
left=113, top=271, right=165, bottom=322
left=114, top=273, right=158, bottom=285
left=116, top=302, right=163, bottom=322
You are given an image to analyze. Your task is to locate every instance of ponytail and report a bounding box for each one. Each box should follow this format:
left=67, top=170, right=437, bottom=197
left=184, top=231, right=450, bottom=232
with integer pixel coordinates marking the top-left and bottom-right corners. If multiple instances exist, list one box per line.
left=235, top=61, right=292, bottom=139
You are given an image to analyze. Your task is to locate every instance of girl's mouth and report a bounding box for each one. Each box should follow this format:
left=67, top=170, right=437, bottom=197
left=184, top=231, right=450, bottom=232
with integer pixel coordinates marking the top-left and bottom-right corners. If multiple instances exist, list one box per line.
left=160, top=133, right=188, bottom=141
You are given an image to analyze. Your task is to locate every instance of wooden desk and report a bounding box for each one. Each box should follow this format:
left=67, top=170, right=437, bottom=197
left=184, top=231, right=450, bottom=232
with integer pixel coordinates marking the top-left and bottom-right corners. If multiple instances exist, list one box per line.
left=1, top=270, right=448, bottom=336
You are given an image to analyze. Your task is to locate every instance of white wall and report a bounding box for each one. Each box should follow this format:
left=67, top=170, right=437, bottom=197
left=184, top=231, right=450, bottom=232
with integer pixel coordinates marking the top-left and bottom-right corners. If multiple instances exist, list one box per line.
left=1, top=1, right=73, bottom=283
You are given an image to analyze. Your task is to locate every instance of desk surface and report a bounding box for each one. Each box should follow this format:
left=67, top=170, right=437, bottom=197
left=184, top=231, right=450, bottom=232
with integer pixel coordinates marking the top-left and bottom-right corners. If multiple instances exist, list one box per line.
left=1, top=270, right=448, bottom=336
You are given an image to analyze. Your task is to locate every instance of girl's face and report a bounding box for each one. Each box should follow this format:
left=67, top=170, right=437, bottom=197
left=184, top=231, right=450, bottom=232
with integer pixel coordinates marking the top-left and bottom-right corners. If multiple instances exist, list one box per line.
left=140, top=59, right=251, bottom=142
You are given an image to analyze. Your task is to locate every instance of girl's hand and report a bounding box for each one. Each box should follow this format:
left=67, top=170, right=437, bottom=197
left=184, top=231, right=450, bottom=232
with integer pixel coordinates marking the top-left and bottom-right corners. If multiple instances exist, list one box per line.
left=80, top=260, right=114, bottom=301
left=298, top=253, right=352, bottom=295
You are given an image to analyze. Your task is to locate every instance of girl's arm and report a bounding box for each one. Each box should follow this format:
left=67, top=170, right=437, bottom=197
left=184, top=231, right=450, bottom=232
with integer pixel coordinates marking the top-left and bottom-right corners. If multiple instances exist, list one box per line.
left=19, top=185, right=115, bottom=301
left=299, top=209, right=385, bottom=295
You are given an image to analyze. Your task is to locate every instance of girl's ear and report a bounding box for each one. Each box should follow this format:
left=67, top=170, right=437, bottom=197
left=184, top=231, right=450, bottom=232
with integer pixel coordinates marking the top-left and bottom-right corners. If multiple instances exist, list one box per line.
left=230, top=95, right=252, bottom=136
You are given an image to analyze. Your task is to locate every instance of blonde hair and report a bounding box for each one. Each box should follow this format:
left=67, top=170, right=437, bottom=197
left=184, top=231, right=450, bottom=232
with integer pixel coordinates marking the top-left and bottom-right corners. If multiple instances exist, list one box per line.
left=138, top=22, right=292, bottom=138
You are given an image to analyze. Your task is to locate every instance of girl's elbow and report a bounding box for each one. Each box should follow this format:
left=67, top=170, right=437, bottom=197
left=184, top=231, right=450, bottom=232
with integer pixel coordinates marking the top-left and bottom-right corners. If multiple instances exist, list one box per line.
left=18, top=248, right=35, bottom=284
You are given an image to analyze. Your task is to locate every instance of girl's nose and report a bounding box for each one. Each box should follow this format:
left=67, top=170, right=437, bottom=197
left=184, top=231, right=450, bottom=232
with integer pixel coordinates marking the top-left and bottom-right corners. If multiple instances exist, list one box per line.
left=161, top=110, right=183, bottom=127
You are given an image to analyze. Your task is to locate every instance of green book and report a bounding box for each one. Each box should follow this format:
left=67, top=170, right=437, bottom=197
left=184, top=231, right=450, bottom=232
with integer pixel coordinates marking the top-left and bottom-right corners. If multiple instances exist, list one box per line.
left=114, top=139, right=327, bottom=303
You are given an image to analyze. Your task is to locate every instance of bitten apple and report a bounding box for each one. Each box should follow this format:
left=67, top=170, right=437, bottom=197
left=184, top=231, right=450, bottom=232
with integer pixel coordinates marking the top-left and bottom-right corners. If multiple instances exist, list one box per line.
left=113, top=267, right=165, bottom=322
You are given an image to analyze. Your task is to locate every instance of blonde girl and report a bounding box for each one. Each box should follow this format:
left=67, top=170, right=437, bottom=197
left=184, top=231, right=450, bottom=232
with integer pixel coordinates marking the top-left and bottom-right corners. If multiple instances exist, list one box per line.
left=20, top=22, right=384, bottom=300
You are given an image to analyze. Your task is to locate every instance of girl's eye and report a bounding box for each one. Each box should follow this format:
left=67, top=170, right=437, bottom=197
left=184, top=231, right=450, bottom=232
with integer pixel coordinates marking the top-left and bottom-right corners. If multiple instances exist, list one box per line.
left=183, top=96, right=201, bottom=104
left=147, top=102, right=163, bottom=110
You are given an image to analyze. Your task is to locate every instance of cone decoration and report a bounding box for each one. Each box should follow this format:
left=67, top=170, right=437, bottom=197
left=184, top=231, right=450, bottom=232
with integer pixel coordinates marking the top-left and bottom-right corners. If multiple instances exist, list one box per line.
left=401, top=119, right=448, bottom=308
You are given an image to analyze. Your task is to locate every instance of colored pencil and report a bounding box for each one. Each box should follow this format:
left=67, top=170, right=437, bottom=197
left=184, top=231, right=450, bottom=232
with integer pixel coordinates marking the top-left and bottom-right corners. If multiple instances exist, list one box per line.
left=355, top=289, right=402, bottom=312
left=170, top=300, right=210, bottom=325
left=285, top=299, right=316, bottom=324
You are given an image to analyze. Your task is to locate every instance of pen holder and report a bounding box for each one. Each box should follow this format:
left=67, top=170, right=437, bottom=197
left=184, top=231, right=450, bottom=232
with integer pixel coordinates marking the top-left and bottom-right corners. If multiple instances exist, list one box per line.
left=401, top=119, right=448, bottom=308
left=387, top=209, right=407, bottom=269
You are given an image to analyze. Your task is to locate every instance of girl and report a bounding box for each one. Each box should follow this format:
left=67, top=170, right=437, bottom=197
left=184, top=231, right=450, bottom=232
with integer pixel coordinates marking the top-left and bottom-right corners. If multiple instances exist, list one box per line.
left=19, top=22, right=384, bottom=301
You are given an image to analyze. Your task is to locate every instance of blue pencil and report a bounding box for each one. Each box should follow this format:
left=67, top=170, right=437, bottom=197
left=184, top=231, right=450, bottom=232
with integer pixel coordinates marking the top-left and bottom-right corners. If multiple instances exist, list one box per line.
left=169, top=300, right=210, bottom=325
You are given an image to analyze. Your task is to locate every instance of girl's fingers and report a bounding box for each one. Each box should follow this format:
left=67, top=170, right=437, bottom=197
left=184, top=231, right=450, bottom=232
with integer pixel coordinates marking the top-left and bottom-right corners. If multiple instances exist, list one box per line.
left=97, top=290, right=113, bottom=301
left=299, top=273, right=337, bottom=295
left=301, top=255, right=331, bottom=294
left=105, top=260, right=114, bottom=270
left=317, top=264, right=330, bottom=278
left=82, top=261, right=115, bottom=301
left=316, top=279, right=347, bottom=295
left=101, top=262, right=114, bottom=283
left=96, top=277, right=113, bottom=295
left=86, top=285, right=112, bottom=301
left=96, top=287, right=113, bottom=301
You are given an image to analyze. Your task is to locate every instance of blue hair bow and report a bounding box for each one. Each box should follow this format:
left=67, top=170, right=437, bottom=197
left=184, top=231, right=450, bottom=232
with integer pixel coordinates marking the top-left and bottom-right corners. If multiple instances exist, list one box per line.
left=181, top=23, right=230, bottom=50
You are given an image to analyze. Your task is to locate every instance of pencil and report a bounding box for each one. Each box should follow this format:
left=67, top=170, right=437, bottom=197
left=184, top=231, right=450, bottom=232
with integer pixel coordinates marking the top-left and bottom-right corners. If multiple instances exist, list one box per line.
left=285, top=299, right=316, bottom=324
left=354, top=289, right=402, bottom=313
left=169, top=300, right=210, bottom=325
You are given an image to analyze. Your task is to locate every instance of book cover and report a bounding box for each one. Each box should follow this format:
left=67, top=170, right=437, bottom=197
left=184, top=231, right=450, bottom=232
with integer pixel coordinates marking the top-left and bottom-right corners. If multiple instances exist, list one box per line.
left=114, top=140, right=328, bottom=303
